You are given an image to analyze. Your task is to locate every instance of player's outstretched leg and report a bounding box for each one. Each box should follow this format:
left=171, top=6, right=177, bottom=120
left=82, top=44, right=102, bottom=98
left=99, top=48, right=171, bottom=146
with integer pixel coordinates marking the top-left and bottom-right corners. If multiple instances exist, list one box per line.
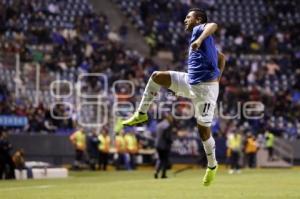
left=122, top=71, right=171, bottom=126
left=198, top=124, right=218, bottom=186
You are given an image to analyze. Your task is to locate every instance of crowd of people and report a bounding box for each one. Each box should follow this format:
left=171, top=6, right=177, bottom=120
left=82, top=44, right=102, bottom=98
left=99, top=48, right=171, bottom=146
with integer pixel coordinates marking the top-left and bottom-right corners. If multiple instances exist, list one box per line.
left=69, top=114, right=176, bottom=178
left=66, top=115, right=276, bottom=175
left=69, top=126, right=139, bottom=171
left=0, top=0, right=159, bottom=134
left=226, top=129, right=275, bottom=174
left=0, top=0, right=299, bottom=143
left=0, top=81, right=73, bottom=133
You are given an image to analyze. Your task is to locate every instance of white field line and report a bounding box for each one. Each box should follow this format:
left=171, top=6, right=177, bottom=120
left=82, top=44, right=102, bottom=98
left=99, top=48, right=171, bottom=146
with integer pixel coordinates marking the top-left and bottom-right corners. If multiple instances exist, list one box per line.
left=0, top=185, right=54, bottom=192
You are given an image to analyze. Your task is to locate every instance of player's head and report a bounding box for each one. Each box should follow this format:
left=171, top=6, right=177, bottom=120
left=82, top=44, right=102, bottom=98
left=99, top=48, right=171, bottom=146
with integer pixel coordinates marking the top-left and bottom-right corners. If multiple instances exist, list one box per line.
left=184, top=8, right=207, bottom=32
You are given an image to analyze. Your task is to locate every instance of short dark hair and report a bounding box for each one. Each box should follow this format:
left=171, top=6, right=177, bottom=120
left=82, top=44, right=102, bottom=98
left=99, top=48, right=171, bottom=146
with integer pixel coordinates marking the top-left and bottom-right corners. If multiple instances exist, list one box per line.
left=188, top=8, right=207, bottom=23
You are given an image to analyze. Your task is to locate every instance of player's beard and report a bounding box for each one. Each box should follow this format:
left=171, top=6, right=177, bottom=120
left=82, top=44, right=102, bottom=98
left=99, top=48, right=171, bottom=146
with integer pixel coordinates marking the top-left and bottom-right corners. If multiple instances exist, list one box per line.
left=185, top=24, right=191, bottom=31
left=185, top=22, right=196, bottom=32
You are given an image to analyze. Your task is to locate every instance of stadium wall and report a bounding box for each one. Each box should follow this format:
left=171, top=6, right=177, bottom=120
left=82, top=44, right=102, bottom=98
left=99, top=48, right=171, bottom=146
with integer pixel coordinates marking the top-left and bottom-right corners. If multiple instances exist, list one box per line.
left=9, top=134, right=74, bottom=165
left=8, top=135, right=227, bottom=165
left=8, top=135, right=300, bottom=166
left=290, top=141, right=300, bottom=160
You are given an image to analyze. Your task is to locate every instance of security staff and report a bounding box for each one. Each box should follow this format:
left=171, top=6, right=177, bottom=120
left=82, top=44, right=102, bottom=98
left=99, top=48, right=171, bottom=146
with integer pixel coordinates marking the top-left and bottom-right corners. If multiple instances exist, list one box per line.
left=115, top=129, right=130, bottom=170
left=244, top=133, right=258, bottom=168
left=227, top=132, right=242, bottom=174
left=265, top=130, right=275, bottom=161
left=124, top=128, right=138, bottom=170
left=98, top=129, right=111, bottom=170
left=70, top=128, right=86, bottom=169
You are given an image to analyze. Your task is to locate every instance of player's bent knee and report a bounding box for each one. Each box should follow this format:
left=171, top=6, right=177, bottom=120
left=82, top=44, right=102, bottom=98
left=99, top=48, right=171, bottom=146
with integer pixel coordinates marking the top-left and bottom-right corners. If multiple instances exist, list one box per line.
left=151, top=71, right=159, bottom=80
left=151, top=71, right=161, bottom=84
left=151, top=71, right=171, bottom=88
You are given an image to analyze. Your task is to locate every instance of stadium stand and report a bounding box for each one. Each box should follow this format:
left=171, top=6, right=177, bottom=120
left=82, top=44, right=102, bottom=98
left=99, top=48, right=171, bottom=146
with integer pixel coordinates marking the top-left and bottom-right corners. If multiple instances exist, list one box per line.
left=1, top=0, right=298, bottom=138
left=0, top=0, right=299, bottom=173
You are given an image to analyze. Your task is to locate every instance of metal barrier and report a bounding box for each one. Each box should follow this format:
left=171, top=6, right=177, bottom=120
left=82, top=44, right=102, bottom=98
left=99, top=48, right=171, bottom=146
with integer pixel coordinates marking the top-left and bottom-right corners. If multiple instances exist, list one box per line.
left=274, top=138, right=294, bottom=165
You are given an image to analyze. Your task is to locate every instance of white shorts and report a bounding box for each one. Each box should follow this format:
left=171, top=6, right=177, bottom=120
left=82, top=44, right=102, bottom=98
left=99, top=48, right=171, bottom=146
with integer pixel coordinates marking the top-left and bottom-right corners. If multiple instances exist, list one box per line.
left=169, top=71, right=219, bottom=127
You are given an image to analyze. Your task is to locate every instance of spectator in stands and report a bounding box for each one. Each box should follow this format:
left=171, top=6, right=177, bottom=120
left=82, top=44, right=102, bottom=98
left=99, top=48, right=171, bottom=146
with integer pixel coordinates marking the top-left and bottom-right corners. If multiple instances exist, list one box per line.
left=98, top=128, right=111, bottom=171
left=69, top=128, right=86, bottom=170
left=154, top=114, right=174, bottom=179
left=265, top=59, right=280, bottom=77
left=119, top=24, right=128, bottom=41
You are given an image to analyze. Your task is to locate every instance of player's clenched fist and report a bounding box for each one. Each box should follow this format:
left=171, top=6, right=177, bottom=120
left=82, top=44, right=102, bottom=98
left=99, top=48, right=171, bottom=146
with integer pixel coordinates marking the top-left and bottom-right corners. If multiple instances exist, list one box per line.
left=191, top=40, right=202, bottom=50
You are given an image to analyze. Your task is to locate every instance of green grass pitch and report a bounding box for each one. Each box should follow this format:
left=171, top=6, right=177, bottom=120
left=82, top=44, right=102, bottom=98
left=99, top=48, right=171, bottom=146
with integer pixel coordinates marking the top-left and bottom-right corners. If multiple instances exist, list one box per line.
left=1, top=167, right=299, bottom=199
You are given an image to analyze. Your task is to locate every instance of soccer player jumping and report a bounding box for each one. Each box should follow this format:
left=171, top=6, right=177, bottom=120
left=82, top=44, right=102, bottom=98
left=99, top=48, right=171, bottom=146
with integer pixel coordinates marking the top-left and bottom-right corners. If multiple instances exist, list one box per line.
left=123, top=8, right=226, bottom=186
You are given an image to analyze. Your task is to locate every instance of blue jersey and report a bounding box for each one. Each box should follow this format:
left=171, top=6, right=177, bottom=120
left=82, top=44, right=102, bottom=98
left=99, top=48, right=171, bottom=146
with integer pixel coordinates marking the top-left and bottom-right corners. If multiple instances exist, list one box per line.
left=187, top=24, right=220, bottom=85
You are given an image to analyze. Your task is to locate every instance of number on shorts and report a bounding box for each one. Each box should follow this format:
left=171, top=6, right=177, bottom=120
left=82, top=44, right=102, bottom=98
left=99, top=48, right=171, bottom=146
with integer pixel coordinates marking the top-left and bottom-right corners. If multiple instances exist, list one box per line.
left=202, top=103, right=210, bottom=115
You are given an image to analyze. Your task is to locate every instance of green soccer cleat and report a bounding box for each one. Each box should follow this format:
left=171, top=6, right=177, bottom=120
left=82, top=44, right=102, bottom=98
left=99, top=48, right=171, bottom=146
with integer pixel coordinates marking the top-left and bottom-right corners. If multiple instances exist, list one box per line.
left=122, top=112, right=148, bottom=126
left=202, top=165, right=218, bottom=187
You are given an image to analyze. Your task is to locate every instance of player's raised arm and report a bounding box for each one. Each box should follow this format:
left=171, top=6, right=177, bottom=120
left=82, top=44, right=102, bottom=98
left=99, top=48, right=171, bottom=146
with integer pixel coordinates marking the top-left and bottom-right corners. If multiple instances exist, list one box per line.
left=217, top=51, right=226, bottom=81
left=191, top=23, right=218, bottom=50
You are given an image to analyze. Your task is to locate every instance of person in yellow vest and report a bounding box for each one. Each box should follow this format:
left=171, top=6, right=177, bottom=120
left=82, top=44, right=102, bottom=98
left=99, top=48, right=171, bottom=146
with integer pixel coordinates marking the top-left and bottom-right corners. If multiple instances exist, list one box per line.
left=265, top=130, right=275, bottom=161
left=98, top=128, right=111, bottom=170
left=124, top=127, right=138, bottom=170
left=114, top=117, right=124, bottom=134
left=244, top=133, right=258, bottom=168
left=69, top=128, right=86, bottom=169
left=225, top=145, right=232, bottom=169
left=227, top=131, right=242, bottom=174
left=115, top=129, right=130, bottom=170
